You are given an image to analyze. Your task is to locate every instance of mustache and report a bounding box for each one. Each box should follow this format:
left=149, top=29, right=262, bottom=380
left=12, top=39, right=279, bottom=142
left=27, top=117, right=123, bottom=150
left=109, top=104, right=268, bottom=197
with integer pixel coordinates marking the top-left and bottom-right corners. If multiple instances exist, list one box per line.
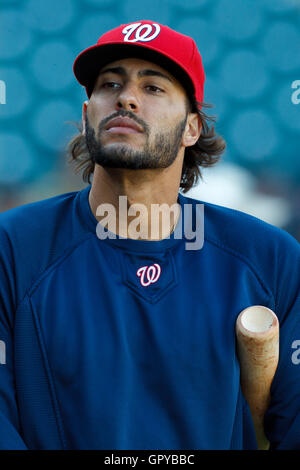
left=98, top=109, right=149, bottom=135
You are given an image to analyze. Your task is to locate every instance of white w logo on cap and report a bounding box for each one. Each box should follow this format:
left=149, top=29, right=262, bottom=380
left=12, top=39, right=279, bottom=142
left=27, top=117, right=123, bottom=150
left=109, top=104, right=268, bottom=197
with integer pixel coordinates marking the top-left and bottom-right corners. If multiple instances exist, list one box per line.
left=122, top=22, right=161, bottom=43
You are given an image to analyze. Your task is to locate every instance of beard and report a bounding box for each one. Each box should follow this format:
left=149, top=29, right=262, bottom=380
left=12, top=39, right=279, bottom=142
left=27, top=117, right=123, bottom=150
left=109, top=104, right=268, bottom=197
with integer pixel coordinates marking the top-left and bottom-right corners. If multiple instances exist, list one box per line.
left=85, top=109, right=188, bottom=170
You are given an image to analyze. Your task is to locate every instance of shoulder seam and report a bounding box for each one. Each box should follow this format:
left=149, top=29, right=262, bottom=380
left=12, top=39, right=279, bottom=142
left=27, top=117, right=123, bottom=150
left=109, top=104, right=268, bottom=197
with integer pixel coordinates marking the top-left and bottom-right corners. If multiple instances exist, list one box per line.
left=205, top=235, right=274, bottom=303
left=17, top=233, right=95, bottom=307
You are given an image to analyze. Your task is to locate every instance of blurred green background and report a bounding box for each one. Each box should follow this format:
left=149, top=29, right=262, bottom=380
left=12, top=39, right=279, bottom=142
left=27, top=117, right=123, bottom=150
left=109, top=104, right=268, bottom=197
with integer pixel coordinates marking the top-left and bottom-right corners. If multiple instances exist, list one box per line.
left=0, top=0, right=300, bottom=241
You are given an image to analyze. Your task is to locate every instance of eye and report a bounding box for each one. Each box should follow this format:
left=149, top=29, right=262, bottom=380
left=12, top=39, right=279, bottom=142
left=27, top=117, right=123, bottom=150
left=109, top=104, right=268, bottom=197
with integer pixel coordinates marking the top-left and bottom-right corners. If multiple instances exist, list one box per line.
left=145, top=85, right=164, bottom=94
left=101, top=82, right=121, bottom=90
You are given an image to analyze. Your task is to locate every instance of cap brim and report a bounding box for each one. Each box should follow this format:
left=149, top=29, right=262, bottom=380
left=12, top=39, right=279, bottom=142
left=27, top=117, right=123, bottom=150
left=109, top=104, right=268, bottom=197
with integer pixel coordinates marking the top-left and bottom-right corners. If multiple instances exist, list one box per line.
left=73, top=43, right=195, bottom=99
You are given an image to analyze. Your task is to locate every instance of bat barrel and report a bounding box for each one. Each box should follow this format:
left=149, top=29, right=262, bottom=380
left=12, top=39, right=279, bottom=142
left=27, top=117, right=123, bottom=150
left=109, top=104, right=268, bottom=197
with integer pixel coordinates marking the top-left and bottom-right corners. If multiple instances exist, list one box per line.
left=236, top=305, right=279, bottom=449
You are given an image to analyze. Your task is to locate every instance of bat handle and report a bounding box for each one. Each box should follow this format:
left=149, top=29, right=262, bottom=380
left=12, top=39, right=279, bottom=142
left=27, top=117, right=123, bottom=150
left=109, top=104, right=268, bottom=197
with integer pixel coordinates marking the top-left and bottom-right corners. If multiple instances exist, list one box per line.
left=236, top=306, right=279, bottom=450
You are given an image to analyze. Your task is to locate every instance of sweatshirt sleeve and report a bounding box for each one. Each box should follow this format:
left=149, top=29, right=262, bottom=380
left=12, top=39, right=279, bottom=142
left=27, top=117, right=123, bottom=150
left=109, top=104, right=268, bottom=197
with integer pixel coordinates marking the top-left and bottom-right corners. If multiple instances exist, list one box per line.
left=0, top=226, right=28, bottom=449
left=264, top=231, right=300, bottom=450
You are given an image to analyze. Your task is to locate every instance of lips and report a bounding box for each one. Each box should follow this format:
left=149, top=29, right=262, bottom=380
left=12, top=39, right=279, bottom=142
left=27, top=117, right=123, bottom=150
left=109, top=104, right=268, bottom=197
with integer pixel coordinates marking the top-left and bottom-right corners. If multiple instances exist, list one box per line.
left=105, top=117, right=143, bottom=134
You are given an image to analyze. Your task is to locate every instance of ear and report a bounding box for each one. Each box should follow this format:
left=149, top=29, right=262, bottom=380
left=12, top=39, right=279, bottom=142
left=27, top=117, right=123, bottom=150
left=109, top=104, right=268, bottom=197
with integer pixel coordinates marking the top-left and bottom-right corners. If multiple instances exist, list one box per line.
left=82, top=100, right=89, bottom=136
left=182, top=113, right=202, bottom=148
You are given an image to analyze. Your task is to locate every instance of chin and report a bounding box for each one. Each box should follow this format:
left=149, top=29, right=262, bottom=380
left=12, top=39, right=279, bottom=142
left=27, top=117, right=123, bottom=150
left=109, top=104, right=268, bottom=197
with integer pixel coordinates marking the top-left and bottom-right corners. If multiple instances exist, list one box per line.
left=102, top=141, right=140, bottom=152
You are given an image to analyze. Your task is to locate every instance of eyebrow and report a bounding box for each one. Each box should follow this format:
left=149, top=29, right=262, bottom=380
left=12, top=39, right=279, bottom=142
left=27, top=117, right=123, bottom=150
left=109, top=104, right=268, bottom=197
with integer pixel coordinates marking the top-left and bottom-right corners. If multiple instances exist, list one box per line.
left=98, top=66, right=173, bottom=84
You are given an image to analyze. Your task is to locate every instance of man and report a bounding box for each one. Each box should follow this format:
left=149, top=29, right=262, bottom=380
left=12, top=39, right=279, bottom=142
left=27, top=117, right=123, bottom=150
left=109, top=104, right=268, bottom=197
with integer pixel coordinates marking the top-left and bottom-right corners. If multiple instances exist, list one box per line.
left=0, top=21, right=299, bottom=450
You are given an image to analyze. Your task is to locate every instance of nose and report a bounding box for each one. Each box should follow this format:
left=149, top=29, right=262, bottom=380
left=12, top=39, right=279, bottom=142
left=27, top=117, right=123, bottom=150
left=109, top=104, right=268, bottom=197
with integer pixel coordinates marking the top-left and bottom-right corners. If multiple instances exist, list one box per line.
left=115, top=83, right=139, bottom=112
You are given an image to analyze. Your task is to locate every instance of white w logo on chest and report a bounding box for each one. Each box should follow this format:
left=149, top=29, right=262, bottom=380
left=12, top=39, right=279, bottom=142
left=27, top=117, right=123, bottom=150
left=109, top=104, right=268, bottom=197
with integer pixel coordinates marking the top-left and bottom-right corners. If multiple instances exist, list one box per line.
left=136, top=264, right=161, bottom=287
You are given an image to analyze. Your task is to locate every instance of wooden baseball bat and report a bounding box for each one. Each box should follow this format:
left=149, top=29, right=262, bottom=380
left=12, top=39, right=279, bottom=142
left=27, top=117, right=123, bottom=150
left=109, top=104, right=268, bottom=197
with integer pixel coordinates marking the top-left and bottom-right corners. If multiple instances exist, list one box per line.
left=235, top=305, right=279, bottom=450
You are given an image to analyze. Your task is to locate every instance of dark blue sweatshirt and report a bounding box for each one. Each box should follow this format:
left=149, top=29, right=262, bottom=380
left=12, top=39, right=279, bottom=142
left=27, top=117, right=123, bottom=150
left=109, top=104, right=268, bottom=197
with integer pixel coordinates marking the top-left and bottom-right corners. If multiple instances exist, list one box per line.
left=0, top=185, right=299, bottom=449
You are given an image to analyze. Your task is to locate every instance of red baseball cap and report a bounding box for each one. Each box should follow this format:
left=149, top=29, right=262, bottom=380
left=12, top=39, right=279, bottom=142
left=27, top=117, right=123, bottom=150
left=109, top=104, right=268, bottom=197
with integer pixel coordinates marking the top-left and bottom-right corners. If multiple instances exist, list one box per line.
left=73, top=20, right=205, bottom=106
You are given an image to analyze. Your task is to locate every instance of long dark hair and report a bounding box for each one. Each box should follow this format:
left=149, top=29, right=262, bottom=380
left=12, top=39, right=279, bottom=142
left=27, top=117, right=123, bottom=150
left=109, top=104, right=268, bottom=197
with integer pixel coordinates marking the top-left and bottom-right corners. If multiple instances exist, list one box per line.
left=67, top=96, right=226, bottom=193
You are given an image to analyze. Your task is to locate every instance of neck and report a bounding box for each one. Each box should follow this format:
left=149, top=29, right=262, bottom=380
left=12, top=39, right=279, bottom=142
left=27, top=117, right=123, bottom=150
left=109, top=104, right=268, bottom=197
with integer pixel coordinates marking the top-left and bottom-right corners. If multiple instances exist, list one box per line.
left=89, top=163, right=182, bottom=240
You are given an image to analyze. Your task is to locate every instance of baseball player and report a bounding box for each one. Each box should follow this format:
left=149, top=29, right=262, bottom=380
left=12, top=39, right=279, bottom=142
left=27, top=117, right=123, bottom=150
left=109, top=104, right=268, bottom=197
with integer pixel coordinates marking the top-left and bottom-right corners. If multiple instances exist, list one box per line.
left=0, top=21, right=299, bottom=450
